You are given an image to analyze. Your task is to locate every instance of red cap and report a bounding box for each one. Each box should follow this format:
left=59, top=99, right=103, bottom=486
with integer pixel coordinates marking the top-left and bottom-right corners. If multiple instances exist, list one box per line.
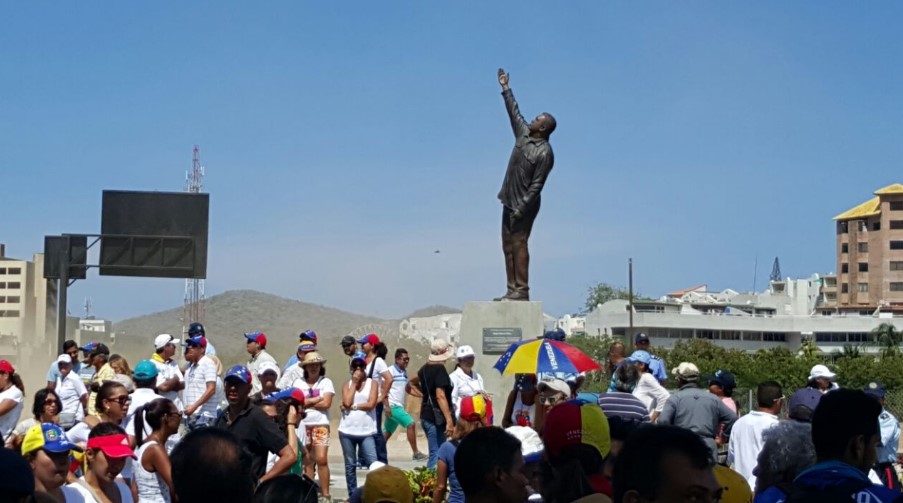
left=86, top=434, right=137, bottom=459
left=357, top=333, right=380, bottom=346
left=0, top=360, right=14, bottom=374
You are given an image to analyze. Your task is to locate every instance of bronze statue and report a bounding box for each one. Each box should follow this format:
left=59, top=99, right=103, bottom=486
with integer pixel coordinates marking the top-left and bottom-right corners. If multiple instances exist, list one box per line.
left=494, top=68, right=556, bottom=302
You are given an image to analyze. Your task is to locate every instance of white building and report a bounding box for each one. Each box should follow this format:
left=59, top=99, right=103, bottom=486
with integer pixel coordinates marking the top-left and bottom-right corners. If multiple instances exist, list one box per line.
left=399, top=314, right=462, bottom=345
left=586, top=274, right=903, bottom=354
left=556, top=314, right=586, bottom=336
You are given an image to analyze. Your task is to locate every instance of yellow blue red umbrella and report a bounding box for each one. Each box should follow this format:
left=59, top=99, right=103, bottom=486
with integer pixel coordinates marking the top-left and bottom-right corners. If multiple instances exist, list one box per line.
left=493, top=338, right=601, bottom=375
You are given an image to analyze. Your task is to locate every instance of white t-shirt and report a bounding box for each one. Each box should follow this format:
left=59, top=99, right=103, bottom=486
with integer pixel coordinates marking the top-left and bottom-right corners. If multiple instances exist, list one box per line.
left=728, top=410, right=779, bottom=489
left=184, top=355, right=218, bottom=420
left=294, top=376, right=335, bottom=426
left=67, top=479, right=133, bottom=503
left=338, top=379, right=377, bottom=436
left=449, top=367, right=485, bottom=415
left=57, top=372, right=88, bottom=422
left=0, top=385, right=24, bottom=439
left=152, top=358, right=184, bottom=411
left=386, top=365, right=408, bottom=407
left=365, top=357, right=388, bottom=386
left=247, top=350, right=278, bottom=395
left=277, top=365, right=304, bottom=391
left=632, top=373, right=670, bottom=413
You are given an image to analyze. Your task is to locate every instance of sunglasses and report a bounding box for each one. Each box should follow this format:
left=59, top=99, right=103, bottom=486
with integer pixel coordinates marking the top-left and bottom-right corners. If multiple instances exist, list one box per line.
left=105, top=395, right=131, bottom=406
left=539, top=394, right=564, bottom=406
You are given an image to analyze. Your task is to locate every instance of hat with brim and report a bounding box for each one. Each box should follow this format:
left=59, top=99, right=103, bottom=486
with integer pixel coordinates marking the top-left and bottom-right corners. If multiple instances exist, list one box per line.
left=300, top=352, right=327, bottom=366
left=429, top=338, right=453, bottom=362
left=86, top=434, right=137, bottom=459
left=808, top=364, right=836, bottom=381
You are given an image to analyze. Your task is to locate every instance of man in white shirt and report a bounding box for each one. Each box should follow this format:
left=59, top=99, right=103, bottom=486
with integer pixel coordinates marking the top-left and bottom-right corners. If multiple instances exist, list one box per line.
left=182, top=335, right=218, bottom=430
left=382, top=348, right=427, bottom=461
left=54, top=354, right=87, bottom=429
left=151, top=333, right=184, bottom=411
left=728, top=380, right=783, bottom=489
left=245, top=332, right=278, bottom=395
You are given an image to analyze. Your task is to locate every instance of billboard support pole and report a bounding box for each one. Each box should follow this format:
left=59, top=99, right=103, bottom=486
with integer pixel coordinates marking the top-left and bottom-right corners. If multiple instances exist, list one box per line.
left=56, top=236, right=70, bottom=354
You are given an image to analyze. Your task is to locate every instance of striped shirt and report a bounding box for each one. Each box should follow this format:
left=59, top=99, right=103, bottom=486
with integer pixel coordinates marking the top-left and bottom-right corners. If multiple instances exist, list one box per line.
left=184, top=355, right=218, bottom=420
left=597, top=391, right=651, bottom=422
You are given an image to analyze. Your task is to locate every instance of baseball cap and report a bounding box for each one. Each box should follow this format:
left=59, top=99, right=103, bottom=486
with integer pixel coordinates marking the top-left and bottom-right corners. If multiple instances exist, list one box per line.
left=21, top=423, right=81, bottom=456
left=154, top=334, right=180, bottom=349
left=459, top=395, right=488, bottom=421
left=351, top=351, right=368, bottom=366
left=0, top=360, right=14, bottom=374
left=86, top=434, right=137, bottom=459
left=537, top=377, right=571, bottom=396
left=713, top=465, right=753, bottom=503
left=90, top=343, right=110, bottom=356
left=184, top=335, right=207, bottom=348
left=264, top=387, right=306, bottom=406
left=358, top=333, right=380, bottom=346
left=56, top=354, right=73, bottom=365
left=865, top=381, right=887, bottom=399
left=709, top=370, right=737, bottom=390
left=257, top=360, right=281, bottom=378
left=634, top=333, right=651, bottom=344
left=244, top=332, right=268, bottom=347
left=224, top=365, right=252, bottom=384
left=543, top=328, right=566, bottom=341
left=506, top=425, right=544, bottom=463
left=187, top=322, right=205, bottom=337
left=0, top=447, right=34, bottom=496
left=341, top=335, right=356, bottom=347
left=672, top=362, right=700, bottom=379
left=627, top=350, right=652, bottom=366
left=299, top=330, right=318, bottom=344
left=808, top=364, right=836, bottom=381
left=297, top=341, right=317, bottom=353
left=788, top=388, right=823, bottom=422
left=361, top=465, right=414, bottom=503
left=133, top=360, right=159, bottom=381
left=543, top=400, right=611, bottom=459
left=79, top=341, right=98, bottom=351
left=456, top=345, right=476, bottom=359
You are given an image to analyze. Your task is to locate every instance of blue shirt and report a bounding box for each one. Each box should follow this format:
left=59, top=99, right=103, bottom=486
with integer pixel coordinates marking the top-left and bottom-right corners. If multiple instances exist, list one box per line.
left=878, top=409, right=901, bottom=464
left=648, top=356, right=667, bottom=383
left=437, top=441, right=463, bottom=503
left=598, top=391, right=651, bottom=422
left=794, top=460, right=899, bottom=503
left=283, top=354, right=299, bottom=372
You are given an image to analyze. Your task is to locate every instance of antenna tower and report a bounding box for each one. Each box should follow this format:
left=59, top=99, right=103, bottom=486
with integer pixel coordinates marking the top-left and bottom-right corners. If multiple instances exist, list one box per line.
left=183, top=145, right=206, bottom=327
left=770, top=257, right=782, bottom=283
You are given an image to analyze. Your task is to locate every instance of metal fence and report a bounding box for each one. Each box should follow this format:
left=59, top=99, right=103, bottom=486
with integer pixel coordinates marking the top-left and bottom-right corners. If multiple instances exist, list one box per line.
left=718, top=388, right=903, bottom=419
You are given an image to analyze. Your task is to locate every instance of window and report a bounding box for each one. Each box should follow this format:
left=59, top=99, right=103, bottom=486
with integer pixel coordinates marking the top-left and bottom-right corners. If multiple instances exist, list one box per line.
left=849, top=333, right=870, bottom=343
left=838, top=221, right=849, bottom=234
left=859, top=242, right=869, bottom=252
left=842, top=243, right=849, bottom=253
left=0, top=310, right=20, bottom=318
left=891, top=241, right=903, bottom=250
left=6, top=282, right=20, bottom=289
left=892, top=221, right=903, bottom=230
left=859, top=221, right=868, bottom=232
left=842, top=283, right=849, bottom=293
left=858, top=283, right=869, bottom=292
left=763, top=333, right=787, bottom=342
left=891, top=262, right=903, bottom=271
left=842, top=263, right=849, bottom=273
left=7, top=268, right=19, bottom=275
left=0, top=268, right=5, bottom=275
left=891, top=283, right=903, bottom=292
left=875, top=221, right=882, bottom=231
left=891, top=201, right=903, bottom=211
left=859, top=263, right=869, bottom=272
left=816, top=333, right=846, bottom=342
left=5, top=296, right=19, bottom=304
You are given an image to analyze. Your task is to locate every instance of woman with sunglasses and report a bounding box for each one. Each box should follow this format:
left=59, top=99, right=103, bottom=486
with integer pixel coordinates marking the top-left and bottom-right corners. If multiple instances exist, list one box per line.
left=0, top=359, right=25, bottom=442
left=533, top=377, right=570, bottom=433
left=4, top=388, right=62, bottom=450
left=337, top=352, right=379, bottom=494
left=68, top=422, right=137, bottom=503
left=132, top=398, right=180, bottom=503
left=67, top=381, right=131, bottom=449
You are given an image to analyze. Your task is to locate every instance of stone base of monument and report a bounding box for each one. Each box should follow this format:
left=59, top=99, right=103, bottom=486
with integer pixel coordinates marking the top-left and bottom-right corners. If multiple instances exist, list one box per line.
left=458, top=300, right=545, bottom=417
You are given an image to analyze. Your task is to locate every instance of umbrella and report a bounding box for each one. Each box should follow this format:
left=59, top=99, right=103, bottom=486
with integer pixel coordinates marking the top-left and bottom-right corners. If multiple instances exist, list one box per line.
left=493, top=338, right=601, bottom=375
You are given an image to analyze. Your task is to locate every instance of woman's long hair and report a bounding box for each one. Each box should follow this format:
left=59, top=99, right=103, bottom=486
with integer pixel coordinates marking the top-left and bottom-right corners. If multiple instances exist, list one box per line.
left=31, top=388, right=61, bottom=420
left=134, top=398, right=175, bottom=445
left=451, top=417, right=483, bottom=441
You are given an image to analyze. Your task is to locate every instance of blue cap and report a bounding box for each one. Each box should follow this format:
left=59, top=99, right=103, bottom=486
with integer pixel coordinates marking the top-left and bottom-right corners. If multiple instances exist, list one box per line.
left=21, top=423, right=81, bottom=456
left=184, top=335, right=207, bottom=348
left=79, top=341, right=98, bottom=351
left=634, top=333, right=651, bottom=344
left=351, top=351, right=367, bottom=366
left=864, top=381, right=886, bottom=399
left=224, top=365, right=252, bottom=384
left=188, top=322, right=205, bottom=337
left=299, top=330, right=318, bottom=344
left=263, top=388, right=306, bottom=405
left=627, top=350, right=652, bottom=366
left=134, top=360, right=159, bottom=380
left=788, top=388, right=823, bottom=421
left=543, top=328, right=566, bottom=341
left=710, top=370, right=737, bottom=390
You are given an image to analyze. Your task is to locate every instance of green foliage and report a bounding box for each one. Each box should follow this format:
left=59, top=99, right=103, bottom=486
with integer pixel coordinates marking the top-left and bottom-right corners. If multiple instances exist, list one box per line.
left=872, top=323, right=903, bottom=358
left=568, top=334, right=620, bottom=393
left=405, top=467, right=438, bottom=503
left=583, top=283, right=652, bottom=313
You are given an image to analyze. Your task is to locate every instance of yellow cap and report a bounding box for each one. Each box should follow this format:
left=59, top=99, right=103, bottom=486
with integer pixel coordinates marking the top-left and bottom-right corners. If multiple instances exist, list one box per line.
left=713, top=465, right=752, bottom=503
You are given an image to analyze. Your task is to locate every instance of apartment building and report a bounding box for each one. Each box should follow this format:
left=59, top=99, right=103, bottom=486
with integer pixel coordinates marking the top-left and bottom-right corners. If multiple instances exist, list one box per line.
left=0, top=245, right=58, bottom=362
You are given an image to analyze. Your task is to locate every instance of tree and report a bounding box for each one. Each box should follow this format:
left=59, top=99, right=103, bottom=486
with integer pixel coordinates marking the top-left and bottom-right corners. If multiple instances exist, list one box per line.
left=584, top=283, right=652, bottom=313
left=872, top=323, right=903, bottom=358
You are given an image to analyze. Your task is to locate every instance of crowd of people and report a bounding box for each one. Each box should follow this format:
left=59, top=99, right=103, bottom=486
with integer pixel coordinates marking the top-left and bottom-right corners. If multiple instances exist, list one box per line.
left=0, top=325, right=903, bottom=503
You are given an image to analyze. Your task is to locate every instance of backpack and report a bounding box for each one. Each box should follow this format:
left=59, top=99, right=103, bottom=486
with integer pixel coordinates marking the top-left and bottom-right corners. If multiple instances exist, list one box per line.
left=785, top=480, right=874, bottom=503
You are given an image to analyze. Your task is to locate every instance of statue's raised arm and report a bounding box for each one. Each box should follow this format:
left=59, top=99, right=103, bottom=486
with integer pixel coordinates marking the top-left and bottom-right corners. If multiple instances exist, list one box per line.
left=498, top=68, right=528, bottom=138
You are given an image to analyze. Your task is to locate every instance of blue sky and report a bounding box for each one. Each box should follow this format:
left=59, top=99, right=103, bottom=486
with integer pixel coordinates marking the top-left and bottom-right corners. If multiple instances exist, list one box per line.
left=3, top=2, right=903, bottom=321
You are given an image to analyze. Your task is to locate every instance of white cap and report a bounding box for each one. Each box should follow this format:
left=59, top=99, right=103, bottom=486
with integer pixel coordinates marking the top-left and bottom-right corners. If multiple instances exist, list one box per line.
left=56, top=354, right=72, bottom=365
left=154, top=334, right=180, bottom=350
left=456, top=345, right=475, bottom=359
left=257, top=360, right=281, bottom=378
left=368, top=461, right=386, bottom=471
left=506, top=426, right=544, bottom=463
left=808, top=364, right=836, bottom=381
left=537, top=378, right=571, bottom=396
left=429, top=338, right=453, bottom=362
left=672, top=362, right=700, bottom=379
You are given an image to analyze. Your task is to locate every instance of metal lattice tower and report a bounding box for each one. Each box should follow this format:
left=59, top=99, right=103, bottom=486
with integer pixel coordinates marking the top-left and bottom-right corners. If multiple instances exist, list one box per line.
left=770, top=257, right=782, bottom=283
left=183, top=145, right=206, bottom=327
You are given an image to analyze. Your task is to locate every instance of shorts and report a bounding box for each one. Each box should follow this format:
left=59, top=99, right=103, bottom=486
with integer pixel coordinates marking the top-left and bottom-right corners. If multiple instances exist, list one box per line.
left=383, top=405, right=414, bottom=433
left=305, top=424, right=330, bottom=447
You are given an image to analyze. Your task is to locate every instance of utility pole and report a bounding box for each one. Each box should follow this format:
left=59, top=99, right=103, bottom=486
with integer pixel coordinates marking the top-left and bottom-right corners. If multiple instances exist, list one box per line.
left=628, top=258, right=634, bottom=342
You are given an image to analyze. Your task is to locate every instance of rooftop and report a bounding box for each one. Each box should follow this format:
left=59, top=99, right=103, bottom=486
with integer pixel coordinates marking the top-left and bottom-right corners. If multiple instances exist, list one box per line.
left=834, top=183, right=903, bottom=221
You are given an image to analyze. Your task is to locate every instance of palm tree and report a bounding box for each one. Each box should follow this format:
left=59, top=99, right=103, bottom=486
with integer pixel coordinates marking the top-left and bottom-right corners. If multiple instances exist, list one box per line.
left=871, top=323, right=902, bottom=358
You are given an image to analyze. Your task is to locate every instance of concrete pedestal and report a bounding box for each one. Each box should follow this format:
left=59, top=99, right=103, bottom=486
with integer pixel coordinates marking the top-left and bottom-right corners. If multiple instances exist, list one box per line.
left=458, top=301, right=544, bottom=413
